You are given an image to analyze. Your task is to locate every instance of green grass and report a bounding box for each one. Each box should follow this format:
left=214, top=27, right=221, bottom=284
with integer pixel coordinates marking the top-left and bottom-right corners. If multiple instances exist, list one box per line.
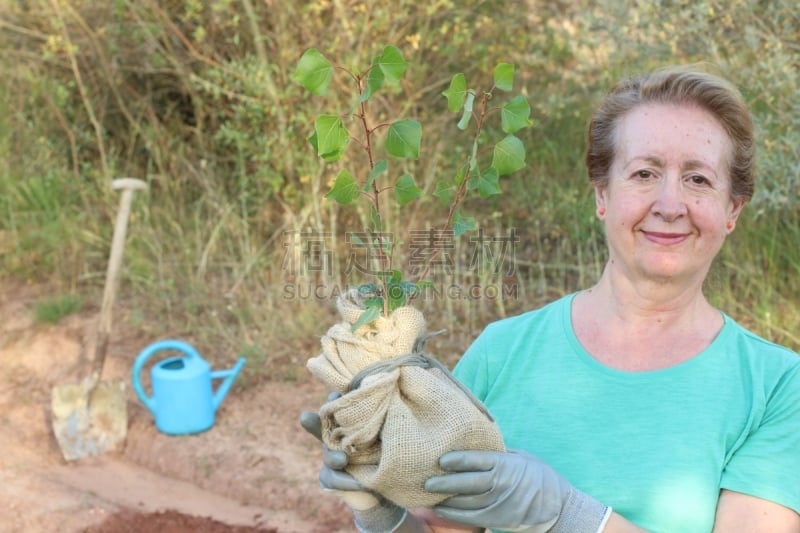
left=33, top=295, right=82, bottom=324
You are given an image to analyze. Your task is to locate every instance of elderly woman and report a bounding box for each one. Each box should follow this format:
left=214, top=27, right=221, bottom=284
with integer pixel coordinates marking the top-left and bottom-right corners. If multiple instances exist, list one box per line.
left=302, top=65, right=800, bottom=532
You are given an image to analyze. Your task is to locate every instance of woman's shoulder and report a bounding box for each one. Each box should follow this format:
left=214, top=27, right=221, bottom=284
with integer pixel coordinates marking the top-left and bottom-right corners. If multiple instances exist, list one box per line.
left=482, top=293, right=573, bottom=335
left=720, top=314, right=800, bottom=373
left=456, top=294, right=576, bottom=382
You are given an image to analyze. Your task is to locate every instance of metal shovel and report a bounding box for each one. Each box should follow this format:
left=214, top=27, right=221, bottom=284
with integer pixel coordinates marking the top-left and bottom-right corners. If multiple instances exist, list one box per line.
left=51, top=178, right=147, bottom=461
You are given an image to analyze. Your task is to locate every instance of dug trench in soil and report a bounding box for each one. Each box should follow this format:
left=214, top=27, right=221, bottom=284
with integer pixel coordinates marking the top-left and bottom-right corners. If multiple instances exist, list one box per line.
left=85, top=509, right=278, bottom=532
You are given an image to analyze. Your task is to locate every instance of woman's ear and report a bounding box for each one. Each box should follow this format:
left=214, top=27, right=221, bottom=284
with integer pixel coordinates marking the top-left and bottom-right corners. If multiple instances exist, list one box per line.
left=726, top=197, right=747, bottom=233
left=594, top=185, right=607, bottom=219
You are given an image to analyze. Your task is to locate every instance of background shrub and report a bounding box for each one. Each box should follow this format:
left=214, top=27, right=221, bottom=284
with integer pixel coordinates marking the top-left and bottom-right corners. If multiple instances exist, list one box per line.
left=1, top=0, right=797, bottom=376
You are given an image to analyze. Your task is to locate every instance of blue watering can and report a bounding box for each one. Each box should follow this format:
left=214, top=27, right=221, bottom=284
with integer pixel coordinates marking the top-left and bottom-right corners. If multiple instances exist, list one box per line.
left=132, top=339, right=246, bottom=435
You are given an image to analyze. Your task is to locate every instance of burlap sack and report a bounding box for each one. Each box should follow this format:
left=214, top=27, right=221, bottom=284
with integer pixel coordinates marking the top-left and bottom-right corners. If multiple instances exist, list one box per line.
left=306, top=289, right=505, bottom=509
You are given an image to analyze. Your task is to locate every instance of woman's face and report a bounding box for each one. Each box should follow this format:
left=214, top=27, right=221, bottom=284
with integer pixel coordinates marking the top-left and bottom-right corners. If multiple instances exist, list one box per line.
left=595, top=103, right=745, bottom=286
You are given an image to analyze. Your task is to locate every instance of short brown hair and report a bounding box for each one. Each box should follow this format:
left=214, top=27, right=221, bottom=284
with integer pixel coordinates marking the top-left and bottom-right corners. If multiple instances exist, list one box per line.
left=584, top=65, right=755, bottom=201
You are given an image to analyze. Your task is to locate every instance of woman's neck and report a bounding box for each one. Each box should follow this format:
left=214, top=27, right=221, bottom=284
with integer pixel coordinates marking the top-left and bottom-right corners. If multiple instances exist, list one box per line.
left=572, top=266, right=723, bottom=371
left=592, top=266, right=714, bottom=324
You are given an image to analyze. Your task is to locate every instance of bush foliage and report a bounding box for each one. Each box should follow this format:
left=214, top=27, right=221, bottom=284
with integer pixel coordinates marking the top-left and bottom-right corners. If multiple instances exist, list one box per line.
left=1, top=0, right=797, bottom=367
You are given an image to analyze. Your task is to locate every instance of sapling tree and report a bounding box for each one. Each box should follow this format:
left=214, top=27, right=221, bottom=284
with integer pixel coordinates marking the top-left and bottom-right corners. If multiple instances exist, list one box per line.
left=292, top=45, right=532, bottom=329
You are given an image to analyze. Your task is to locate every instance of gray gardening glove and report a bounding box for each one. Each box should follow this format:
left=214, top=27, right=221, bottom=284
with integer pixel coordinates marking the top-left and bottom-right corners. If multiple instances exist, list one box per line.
left=300, top=396, right=409, bottom=533
left=425, top=450, right=610, bottom=533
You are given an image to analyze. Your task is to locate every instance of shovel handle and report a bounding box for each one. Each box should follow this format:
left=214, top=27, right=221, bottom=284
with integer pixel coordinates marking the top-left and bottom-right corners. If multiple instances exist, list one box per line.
left=91, top=178, right=147, bottom=378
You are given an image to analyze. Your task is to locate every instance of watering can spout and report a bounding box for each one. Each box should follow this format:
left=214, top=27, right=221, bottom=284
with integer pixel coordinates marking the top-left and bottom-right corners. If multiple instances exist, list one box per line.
left=212, top=357, right=246, bottom=412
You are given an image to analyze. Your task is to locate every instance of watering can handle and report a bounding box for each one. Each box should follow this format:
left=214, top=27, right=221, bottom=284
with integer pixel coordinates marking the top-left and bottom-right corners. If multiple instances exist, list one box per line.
left=132, top=339, right=201, bottom=412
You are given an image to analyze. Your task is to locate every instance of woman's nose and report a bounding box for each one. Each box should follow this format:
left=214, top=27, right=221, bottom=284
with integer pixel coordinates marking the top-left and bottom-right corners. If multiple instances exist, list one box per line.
left=651, top=176, right=688, bottom=221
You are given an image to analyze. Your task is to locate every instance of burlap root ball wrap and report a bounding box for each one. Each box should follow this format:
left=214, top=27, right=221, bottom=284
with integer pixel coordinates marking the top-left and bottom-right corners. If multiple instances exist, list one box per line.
left=306, top=289, right=505, bottom=509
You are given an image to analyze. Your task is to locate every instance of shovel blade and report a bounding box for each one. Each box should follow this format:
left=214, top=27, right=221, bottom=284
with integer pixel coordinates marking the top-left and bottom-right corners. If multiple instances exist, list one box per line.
left=51, top=377, right=128, bottom=461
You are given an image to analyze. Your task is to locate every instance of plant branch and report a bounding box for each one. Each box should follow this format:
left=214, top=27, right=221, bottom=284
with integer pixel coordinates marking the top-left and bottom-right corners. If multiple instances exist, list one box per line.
left=411, top=91, right=491, bottom=288
left=354, top=73, right=392, bottom=314
left=294, top=47, right=530, bottom=318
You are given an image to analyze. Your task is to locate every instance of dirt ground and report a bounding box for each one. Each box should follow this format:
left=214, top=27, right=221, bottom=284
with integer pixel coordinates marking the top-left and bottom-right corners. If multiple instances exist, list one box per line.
left=0, top=281, right=355, bottom=533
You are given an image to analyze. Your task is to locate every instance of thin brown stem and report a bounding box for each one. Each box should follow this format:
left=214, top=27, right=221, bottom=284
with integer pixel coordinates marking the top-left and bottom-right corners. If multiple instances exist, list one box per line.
left=354, top=74, right=392, bottom=314
left=410, top=91, right=492, bottom=293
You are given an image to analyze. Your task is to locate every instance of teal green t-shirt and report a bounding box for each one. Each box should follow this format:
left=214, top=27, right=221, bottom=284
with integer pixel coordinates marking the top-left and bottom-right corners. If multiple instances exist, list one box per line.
left=453, top=293, right=800, bottom=533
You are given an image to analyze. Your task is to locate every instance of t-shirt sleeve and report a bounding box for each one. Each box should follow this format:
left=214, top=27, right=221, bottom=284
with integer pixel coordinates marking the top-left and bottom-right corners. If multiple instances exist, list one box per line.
left=720, top=363, right=800, bottom=513
left=452, top=327, right=491, bottom=401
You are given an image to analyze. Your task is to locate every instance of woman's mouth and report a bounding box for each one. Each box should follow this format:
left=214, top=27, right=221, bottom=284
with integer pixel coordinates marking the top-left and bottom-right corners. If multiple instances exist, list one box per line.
left=641, top=231, right=689, bottom=245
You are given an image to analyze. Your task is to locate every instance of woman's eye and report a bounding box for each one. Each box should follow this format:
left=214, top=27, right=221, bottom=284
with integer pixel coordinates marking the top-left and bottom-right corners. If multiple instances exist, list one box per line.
left=688, top=174, right=710, bottom=186
left=634, top=170, right=654, bottom=179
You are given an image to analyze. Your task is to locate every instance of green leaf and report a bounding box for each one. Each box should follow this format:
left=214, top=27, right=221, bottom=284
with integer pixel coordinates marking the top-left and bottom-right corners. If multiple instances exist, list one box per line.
left=365, top=296, right=384, bottom=308
left=291, top=48, right=333, bottom=95
left=384, top=269, right=403, bottom=283
left=457, top=92, right=475, bottom=130
left=358, top=283, right=378, bottom=296
left=394, top=173, right=423, bottom=205
left=307, top=130, right=319, bottom=153
left=365, top=159, right=387, bottom=191
left=315, top=115, right=349, bottom=162
left=325, top=170, right=359, bottom=204
left=386, top=279, right=415, bottom=312
left=468, top=167, right=501, bottom=198
left=415, top=280, right=434, bottom=291
left=308, top=125, right=347, bottom=163
left=494, top=63, right=514, bottom=92
left=501, top=95, right=533, bottom=134
left=386, top=288, right=406, bottom=313
left=401, top=279, right=419, bottom=295
left=492, top=134, right=526, bottom=175
left=351, top=303, right=382, bottom=331
left=370, top=205, right=382, bottom=233
left=452, top=211, right=477, bottom=237
left=386, top=119, right=421, bottom=159
left=454, top=164, right=468, bottom=185
left=375, top=45, right=407, bottom=84
left=434, top=180, right=455, bottom=206
left=443, top=73, right=467, bottom=112
left=469, top=139, right=478, bottom=171
left=361, top=62, right=385, bottom=102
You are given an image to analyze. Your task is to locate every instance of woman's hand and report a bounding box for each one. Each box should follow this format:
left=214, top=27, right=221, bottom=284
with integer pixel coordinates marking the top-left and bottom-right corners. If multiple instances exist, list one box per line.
left=426, top=450, right=610, bottom=533
left=300, top=399, right=414, bottom=532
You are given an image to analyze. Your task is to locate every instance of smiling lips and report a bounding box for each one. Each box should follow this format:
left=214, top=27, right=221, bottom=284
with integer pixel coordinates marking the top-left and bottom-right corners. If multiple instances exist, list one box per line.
left=641, top=231, right=690, bottom=245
